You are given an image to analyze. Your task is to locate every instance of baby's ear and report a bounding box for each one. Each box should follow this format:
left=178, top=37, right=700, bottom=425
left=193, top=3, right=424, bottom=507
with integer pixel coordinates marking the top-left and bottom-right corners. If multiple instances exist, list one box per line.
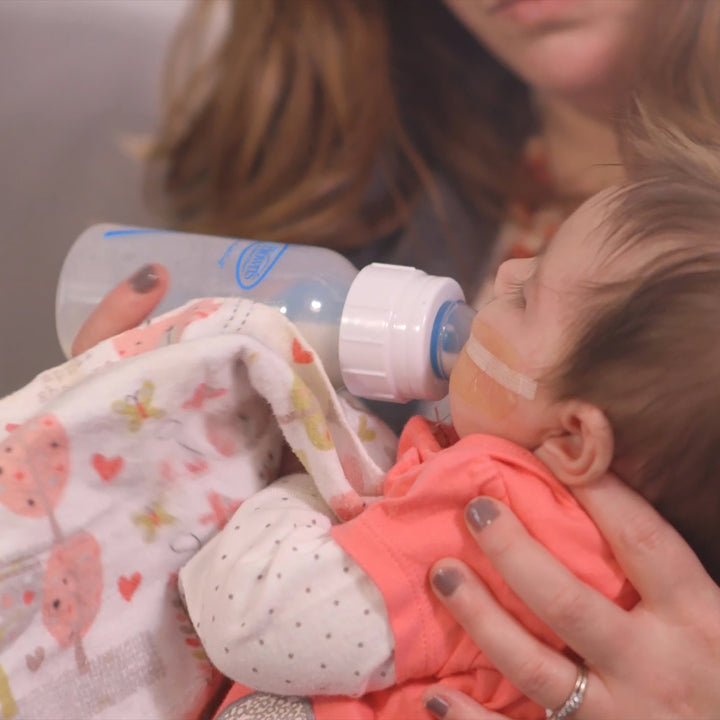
left=535, top=401, right=613, bottom=486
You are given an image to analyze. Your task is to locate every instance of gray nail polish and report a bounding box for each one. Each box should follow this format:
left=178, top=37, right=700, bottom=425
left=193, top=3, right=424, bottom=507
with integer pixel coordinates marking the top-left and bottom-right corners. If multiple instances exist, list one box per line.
left=431, top=567, right=462, bottom=597
left=466, top=498, right=498, bottom=530
left=424, top=695, right=450, bottom=718
left=129, top=264, right=159, bottom=293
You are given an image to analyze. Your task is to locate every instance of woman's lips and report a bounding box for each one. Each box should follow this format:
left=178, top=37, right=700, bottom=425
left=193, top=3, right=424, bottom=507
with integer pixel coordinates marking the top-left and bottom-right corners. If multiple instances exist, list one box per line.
left=488, top=0, right=578, bottom=27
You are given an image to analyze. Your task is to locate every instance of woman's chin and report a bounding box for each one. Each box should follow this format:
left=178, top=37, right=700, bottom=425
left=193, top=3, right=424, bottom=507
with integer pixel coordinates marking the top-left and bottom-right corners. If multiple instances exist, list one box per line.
left=519, top=31, right=636, bottom=108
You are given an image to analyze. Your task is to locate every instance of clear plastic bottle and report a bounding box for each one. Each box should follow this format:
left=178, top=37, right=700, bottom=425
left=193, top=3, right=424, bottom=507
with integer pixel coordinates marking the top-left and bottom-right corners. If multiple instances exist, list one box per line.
left=55, top=224, right=475, bottom=402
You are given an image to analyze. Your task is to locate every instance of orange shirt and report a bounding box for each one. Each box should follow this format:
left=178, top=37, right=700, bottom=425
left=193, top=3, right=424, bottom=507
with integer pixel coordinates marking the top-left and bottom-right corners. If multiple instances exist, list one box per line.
left=316, top=417, right=637, bottom=719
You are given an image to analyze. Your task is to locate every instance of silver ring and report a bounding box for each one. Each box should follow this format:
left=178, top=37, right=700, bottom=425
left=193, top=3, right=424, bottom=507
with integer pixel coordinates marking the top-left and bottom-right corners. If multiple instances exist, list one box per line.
left=545, top=663, right=588, bottom=720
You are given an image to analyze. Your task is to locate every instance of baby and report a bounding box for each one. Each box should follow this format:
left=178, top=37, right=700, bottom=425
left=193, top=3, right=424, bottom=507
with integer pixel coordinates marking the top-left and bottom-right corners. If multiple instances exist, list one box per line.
left=179, top=123, right=720, bottom=719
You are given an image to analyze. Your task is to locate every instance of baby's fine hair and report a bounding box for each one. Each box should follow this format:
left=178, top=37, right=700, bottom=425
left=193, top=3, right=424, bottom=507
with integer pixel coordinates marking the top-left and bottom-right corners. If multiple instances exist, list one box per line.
left=552, top=40, right=720, bottom=580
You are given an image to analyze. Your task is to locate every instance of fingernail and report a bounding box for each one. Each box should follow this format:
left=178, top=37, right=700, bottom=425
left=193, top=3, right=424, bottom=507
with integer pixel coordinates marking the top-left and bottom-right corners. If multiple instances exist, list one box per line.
left=424, top=695, right=450, bottom=718
left=129, top=264, right=160, bottom=293
left=431, top=567, right=462, bottom=597
left=466, top=498, right=498, bottom=531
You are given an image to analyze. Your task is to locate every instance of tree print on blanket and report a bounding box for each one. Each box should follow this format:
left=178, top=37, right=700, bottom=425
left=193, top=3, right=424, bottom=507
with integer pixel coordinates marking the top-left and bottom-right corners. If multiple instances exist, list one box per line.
left=42, top=532, right=102, bottom=672
left=0, top=414, right=68, bottom=523
left=0, top=416, right=103, bottom=674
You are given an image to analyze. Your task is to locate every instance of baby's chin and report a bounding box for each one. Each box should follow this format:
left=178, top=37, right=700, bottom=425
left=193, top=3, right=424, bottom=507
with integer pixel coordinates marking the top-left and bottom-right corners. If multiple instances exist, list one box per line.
left=448, top=393, right=502, bottom=439
left=448, top=392, right=541, bottom=450
left=448, top=361, right=520, bottom=439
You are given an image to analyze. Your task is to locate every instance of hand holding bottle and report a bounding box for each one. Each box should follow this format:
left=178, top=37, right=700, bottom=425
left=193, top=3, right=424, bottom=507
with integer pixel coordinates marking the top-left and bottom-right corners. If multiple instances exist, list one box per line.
left=62, top=225, right=474, bottom=401
left=70, top=263, right=168, bottom=356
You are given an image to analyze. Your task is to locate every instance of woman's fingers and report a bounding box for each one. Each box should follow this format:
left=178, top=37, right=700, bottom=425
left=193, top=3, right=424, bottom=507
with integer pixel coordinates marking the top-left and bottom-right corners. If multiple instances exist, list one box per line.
left=427, top=487, right=720, bottom=720
left=71, top=264, right=169, bottom=355
left=428, top=559, right=583, bottom=713
left=460, top=497, right=629, bottom=669
left=572, top=474, right=716, bottom=613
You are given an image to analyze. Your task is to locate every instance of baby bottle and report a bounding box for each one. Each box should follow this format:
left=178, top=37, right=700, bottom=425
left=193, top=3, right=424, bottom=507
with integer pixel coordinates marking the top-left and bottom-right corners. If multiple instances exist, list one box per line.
left=55, top=224, right=475, bottom=402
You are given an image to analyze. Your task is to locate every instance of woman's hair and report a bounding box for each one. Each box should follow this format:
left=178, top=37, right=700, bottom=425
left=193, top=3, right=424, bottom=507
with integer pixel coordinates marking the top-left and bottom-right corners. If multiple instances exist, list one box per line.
left=146, top=0, right=533, bottom=251
left=620, top=0, right=720, bottom=175
left=552, top=1, right=720, bottom=579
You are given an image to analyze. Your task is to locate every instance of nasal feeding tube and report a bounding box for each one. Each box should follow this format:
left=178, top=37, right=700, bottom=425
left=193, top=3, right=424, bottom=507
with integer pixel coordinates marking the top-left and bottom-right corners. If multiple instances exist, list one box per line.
left=463, top=334, right=538, bottom=400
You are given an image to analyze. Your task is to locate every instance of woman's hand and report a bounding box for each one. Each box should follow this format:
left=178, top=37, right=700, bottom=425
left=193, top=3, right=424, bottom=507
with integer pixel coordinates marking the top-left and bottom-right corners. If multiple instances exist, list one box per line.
left=71, top=264, right=169, bottom=355
left=422, top=473, right=720, bottom=719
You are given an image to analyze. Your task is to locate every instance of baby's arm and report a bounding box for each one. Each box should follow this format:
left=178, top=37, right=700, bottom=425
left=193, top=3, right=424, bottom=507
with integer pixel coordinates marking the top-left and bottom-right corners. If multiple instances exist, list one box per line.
left=179, top=473, right=396, bottom=697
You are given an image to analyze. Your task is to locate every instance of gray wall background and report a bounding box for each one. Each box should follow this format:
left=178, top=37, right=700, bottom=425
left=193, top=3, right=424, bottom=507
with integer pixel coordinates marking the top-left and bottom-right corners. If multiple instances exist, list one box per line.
left=0, top=0, right=188, bottom=396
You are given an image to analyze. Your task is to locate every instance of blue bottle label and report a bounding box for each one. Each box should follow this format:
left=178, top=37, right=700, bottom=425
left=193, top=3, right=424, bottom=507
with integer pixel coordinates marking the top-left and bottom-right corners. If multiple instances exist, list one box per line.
left=235, top=242, right=288, bottom=289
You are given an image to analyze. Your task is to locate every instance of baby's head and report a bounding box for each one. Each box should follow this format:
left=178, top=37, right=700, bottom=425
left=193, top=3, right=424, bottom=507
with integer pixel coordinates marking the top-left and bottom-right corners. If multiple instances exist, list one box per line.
left=450, top=161, right=720, bottom=578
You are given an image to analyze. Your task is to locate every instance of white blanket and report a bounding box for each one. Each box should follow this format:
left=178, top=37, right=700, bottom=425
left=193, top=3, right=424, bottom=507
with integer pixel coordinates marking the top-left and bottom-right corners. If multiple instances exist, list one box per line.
left=0, top=298, right=396, bottom=720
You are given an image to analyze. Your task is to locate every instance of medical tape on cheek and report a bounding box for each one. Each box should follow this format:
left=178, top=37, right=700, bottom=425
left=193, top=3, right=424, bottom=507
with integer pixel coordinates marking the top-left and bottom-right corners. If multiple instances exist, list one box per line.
left=464, top=335, right=538, bottom=400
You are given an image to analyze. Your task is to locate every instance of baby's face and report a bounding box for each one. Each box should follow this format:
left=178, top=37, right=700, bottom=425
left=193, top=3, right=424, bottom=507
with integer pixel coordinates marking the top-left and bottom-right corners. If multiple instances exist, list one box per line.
left=449, top=191, right=618, bottom=446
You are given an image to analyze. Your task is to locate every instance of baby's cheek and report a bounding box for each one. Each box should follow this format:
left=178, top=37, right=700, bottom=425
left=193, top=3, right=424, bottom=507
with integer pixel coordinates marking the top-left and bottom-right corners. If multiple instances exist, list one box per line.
left=449, top=351, right=518, bottom=436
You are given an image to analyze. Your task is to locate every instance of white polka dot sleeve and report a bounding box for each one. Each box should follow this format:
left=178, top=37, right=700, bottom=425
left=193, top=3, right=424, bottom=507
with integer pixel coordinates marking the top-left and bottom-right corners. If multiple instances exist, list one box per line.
left=179, top=474, right=396, bottom=697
